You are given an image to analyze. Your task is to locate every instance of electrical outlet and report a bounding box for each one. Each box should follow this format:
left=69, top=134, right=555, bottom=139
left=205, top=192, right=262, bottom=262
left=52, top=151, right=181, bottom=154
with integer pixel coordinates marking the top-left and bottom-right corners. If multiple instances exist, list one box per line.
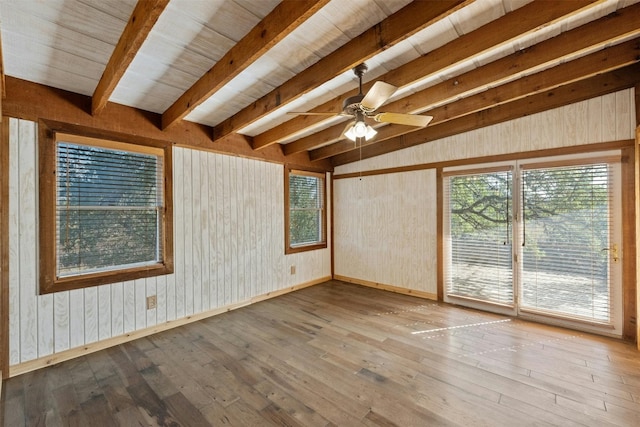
left=290, top=265, right=296, bottom=275
left=146, top=295, right=157, bottom=310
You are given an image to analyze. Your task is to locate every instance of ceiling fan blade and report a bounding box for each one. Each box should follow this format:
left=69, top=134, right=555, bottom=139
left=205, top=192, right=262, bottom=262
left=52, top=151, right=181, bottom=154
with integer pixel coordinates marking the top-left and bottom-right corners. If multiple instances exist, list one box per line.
left=374, top=112, right=433, bottom=127
left=360, top=81, right=397, bottom=111
left=287, top=111, right=340, bottom=116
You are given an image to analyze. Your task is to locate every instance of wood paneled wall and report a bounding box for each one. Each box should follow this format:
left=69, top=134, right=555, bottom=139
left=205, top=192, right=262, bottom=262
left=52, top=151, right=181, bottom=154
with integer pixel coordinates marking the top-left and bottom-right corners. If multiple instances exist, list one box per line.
left=7, top=118, right=331, bottom=369
left=333, top=89, right=636, bottom=296
left=334, top=170, right=437, bottom=296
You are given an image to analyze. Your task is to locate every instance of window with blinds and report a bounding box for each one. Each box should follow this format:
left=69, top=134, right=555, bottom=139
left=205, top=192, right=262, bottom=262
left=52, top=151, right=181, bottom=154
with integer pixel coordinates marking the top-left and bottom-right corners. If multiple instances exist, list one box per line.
left=286, top=169, right=327, bottom=253
left=39, top=129, right=173, bottom=294
left=520, top=162, right=614, bottom=322
left=444, top=170, right=514, bottom=305
left=56, top=142, right=163, bottom=277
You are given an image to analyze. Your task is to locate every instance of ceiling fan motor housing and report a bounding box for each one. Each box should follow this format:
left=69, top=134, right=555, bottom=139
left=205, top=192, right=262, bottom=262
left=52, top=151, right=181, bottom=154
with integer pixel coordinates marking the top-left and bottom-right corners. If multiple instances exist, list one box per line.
left=342, top=94, right=365, bottom=115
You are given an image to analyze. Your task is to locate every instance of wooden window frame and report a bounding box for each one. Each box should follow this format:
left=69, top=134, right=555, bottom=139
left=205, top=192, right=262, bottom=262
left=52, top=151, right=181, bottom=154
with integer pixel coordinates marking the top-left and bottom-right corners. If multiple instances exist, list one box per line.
left=284, top=167, right=327, bottom=254
left=39, top=120, right=174, bottom=294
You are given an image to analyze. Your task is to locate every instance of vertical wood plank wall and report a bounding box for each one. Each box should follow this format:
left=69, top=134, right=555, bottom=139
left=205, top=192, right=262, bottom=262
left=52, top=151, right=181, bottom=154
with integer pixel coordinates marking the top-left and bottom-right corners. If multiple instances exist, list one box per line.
left=334, top=170, right=437, bottom=295
left=7, top=120, right=331, bottom=368
left=333, top=89, right=636, bottom=297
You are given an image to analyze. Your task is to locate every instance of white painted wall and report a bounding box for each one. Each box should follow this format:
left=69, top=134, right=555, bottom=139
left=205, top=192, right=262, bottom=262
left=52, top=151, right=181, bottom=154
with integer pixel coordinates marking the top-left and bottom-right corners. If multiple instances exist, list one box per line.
left=7, top=119, right=331, bottom=366
left=333, top=89, right=636, bottom=295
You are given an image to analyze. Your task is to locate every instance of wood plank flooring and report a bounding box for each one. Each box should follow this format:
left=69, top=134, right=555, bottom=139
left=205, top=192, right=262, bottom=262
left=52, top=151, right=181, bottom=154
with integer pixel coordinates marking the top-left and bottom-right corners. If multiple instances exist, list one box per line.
left=2, top=280, right=640, bottom=426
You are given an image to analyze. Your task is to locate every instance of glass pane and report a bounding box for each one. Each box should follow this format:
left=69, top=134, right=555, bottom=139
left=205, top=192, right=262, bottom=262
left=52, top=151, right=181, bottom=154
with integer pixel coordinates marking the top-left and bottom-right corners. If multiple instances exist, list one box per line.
left=446, top=171, right=513, bottom=304
left=290, top=210, right=321, bottom=246
left=290, top=175, right=320, bottom=209
left=289, top=172, right=324, bottom=247
left=56, top=141, right=163, bottom=277
left=521, top=164, right=611, bottom=322
left=57, top=209, right=160, bottom=276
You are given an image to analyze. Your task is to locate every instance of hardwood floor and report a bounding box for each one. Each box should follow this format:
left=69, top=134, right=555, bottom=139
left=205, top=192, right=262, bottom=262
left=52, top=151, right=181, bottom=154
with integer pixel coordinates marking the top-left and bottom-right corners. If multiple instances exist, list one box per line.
left=2, top=280, right=640, bottom=426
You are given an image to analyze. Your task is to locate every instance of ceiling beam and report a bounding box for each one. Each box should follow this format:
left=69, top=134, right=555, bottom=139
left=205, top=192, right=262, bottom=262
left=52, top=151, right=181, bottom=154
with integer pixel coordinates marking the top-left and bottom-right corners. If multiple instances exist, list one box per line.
left=286, top=2, right=640, bottom=157
left=212, top=0, right=473, bottom=149
left=161, top=0, right=330, bottom=130
left=4, top=77, right=332, bottom=172
left=269, top=0, right=599, bottom=155
left=311, top=37, right=640, bottom=160
left=330, top=63, right=640, bottom=166
left=92, top=0, right=169, bottom=115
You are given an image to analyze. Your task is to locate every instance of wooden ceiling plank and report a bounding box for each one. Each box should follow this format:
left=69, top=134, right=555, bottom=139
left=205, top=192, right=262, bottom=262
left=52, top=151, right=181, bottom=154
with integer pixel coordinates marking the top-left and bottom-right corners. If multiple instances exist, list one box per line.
left=91, top=0, right=169, bottom=115
left=330, top=63, right=640, bottom=166
left=284, top=2, right=640, bottom=156
left=311, top=37, right=640, bottom=160
left=161, top=0, right=331, bottom=130
left=269, top=0, right=600, bottom=154
left=212, top=0, right=473, bottom=149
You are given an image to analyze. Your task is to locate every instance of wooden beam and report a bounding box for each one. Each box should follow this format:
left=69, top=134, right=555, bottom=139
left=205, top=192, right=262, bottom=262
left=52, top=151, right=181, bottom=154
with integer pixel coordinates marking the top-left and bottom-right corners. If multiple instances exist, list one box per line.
left=161, top=0, right=330, bottom=130
left=285, top=3, right=640, bottom=157
left=92, top=0, right=169, bottom=115
left=268, top=0, right=599, bottom=154
left=212, top=0, right=473, bottom=149
left=4, top=77, right=332, bottom=172
left=330, top=63, right=640, bottom=166
left=312, top=38, right=640, bottom=161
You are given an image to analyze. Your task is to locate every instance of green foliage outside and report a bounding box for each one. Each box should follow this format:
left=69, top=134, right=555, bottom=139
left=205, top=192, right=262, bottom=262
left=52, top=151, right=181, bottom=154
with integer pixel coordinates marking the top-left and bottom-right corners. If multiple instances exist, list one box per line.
left=57, top=143, right=162, bottom=276
left=289, top=175, right=323, bottom=246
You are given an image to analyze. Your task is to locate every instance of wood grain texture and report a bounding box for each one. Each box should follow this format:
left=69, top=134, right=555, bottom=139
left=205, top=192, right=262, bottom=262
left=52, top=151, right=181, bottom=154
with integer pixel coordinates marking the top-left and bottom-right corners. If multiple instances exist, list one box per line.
left=214, top=0, right=472, bottom=148
left=310, top=37, right=640, bottom=160
left=3, top=281, right=640, bottom=426
left=161, top=0, right=331, bottom=129
left=6, top=118, right=331, bottom=369
left=636, top=124, right=640, bottom=350
left=333, top=90, right=636, bottom=335
left=92, top=0, right=170, bottom=115
left=0, top=119, right=8, bottom=379
left=334, top=169, right=437, bottom=295
left=331, top=67, right=640, bottom=166
left=273, top=0, right=601, bottom=154
left=621, top=146, right=636, bottom=340
left=3, top=76, right=333, bottom=172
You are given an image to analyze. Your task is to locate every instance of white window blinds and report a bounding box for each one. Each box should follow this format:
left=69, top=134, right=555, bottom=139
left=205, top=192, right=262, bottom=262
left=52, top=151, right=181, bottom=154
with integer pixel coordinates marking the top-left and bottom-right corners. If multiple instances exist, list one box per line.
left=444, top=170, right=514, bottom=305
left=520, top=163, right=613, bottom=322
left=289, top=172, right=325, bottom=247
left=56, top=142, right=164, bottom=277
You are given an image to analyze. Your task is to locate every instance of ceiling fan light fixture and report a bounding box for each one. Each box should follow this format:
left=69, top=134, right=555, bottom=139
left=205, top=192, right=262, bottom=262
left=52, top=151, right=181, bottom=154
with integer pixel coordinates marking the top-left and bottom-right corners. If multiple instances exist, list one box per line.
left=353, top=120, right=368, bottom=138
left=344, top=120, right=377, bottom=142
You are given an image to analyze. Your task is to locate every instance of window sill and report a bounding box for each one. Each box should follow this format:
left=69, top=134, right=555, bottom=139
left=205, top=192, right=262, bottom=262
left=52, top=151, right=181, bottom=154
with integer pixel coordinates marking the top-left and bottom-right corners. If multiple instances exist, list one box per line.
left=40, top=262, right=174, bottom=294
left=285, top=242, right=327, bottom=255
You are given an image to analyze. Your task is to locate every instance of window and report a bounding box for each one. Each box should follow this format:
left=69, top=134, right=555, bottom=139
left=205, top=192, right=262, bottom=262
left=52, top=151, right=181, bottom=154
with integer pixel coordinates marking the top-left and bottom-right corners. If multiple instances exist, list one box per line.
left=40, top=129, right=173, bottom=293
left=285, top=168, right=327, bottom=254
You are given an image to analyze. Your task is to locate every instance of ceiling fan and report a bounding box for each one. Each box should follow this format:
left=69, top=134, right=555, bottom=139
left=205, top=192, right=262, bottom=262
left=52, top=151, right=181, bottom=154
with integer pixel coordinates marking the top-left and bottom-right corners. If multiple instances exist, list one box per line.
left=290, top=63, right=433, bottom=142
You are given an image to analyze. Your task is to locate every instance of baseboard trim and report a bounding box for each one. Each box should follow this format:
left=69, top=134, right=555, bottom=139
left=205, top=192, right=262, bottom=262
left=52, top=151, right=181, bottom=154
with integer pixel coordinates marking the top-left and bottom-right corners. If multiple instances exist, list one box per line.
left=334, top=275, right=437, bottom=300
left=9, top=276, right=331, bottom=378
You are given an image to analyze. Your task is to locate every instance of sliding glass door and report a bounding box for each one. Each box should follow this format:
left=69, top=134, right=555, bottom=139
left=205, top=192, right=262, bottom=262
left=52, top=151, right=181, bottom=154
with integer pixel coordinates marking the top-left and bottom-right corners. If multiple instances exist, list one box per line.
left=443, top=153, right=622, bottom=334
left=444, top=168, right=515, bottom=308
left=519, top=161, right=620, bottom=325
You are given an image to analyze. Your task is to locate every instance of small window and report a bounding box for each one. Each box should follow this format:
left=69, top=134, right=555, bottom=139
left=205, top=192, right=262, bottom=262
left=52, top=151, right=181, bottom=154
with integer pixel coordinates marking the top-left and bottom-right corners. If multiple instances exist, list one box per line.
left=40, top=130, right=173, bottom=293
left=285, top=168, right=327, bottom=254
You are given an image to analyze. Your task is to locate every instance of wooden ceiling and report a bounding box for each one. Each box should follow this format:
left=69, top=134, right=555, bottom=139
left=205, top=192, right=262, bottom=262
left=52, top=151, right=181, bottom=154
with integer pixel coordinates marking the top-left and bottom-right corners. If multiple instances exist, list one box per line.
left=1, top=0, right=639, bottom=169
